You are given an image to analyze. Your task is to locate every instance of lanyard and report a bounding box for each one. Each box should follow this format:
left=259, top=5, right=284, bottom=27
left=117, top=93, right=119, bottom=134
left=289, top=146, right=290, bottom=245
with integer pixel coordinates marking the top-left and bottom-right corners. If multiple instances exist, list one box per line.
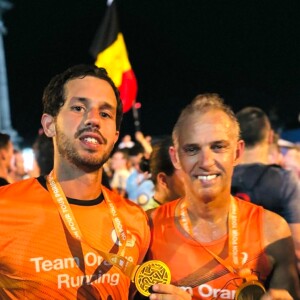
left=46, top=171, right=136, bottom=278
left=179, top=197, right=251, bottom=277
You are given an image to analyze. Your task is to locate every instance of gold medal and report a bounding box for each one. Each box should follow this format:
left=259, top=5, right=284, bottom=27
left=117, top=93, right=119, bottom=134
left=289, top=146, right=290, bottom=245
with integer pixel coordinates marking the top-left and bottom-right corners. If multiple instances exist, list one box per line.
left=133, top=260, right=171, bottom=296
left=235, top=280, right=266, bottom=300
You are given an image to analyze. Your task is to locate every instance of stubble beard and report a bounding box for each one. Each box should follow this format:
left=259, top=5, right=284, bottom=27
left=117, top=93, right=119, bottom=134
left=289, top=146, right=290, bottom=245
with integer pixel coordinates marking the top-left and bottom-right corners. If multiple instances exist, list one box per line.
left=56, top=130, right=113, bottom=172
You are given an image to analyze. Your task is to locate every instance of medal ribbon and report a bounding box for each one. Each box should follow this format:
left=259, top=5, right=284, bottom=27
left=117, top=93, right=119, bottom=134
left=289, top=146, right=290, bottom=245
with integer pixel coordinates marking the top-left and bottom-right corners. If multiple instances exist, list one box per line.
left=179, top=197, right=254, bottom=277
left=46, top=171, right=137, bottom=279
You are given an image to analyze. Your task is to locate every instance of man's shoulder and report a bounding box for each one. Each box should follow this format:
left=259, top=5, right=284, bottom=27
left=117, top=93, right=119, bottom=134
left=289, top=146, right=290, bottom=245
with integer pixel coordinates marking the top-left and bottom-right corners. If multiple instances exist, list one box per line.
left=149, top=200, right=178, bottom=220
left=232, top=163, right=291, bottom=193
left=0, top=177, right=40, bottom=193
left=263, top=208, right=291, bottom=245
left=233, top=163, right=298, bottom=190
left=233, top=163, right=282, bottom=176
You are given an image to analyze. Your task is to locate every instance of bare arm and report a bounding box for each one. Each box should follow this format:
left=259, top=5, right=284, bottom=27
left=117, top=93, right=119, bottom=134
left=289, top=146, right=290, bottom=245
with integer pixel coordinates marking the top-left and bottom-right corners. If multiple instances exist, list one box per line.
left=289, top=223, right=300, bottom=274
left=135, top=131, right=153, bottom=157
left=263, top=209, right=300, bottom=299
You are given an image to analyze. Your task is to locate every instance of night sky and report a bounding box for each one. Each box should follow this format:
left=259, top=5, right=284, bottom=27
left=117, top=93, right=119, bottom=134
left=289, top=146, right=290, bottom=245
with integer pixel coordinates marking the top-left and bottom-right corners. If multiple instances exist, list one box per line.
left=3, top=0, right=300, bottom=147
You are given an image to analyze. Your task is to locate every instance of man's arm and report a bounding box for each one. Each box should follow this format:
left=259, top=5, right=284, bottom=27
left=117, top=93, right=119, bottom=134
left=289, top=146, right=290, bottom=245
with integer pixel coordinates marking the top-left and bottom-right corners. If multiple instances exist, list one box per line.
left=263, top=209, right=300, bottom=299
left=281, top=171, right=300, bottom=274
left=289, top=224, right=300, bottom=274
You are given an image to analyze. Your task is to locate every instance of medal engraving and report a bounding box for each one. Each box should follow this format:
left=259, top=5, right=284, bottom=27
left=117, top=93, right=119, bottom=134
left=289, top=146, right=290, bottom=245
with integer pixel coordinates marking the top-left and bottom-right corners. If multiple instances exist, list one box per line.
left=134, top=260, right=171, bottom=296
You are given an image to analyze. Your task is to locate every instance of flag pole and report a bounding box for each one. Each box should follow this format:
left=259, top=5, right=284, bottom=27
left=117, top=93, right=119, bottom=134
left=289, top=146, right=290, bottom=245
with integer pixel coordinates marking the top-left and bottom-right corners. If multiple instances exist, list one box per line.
left=132, top=101, right=141, bottom=132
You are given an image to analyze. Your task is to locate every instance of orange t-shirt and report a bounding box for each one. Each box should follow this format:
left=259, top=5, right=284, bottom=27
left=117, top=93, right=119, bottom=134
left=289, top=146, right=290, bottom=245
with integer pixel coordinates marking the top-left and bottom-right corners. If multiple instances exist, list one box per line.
left=0, top=177, right=150, bottom=299
left=148, top=197, right=271, bottom=300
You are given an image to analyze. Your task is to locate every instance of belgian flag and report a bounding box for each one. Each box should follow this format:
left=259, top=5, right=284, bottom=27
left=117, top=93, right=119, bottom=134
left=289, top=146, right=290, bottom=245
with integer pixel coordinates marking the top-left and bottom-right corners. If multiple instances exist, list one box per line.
left=90, top=0, right=138, bottom=113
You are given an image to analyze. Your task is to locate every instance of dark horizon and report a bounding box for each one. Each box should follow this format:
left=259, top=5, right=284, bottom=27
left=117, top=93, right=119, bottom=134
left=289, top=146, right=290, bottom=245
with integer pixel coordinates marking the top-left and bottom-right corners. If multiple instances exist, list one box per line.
left=3, top=0, right=300, bottom=147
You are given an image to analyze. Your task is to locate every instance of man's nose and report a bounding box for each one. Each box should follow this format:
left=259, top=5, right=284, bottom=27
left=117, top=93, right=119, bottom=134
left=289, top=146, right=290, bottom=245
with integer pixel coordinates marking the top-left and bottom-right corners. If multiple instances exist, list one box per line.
left=199, top=149, right=214, bottom=167
left=84, top=108, right=100, bottom=127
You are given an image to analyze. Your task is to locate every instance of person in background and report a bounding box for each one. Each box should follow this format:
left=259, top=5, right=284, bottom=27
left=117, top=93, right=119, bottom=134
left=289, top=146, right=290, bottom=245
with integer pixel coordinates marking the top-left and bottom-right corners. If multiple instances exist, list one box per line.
left=126, top=143, right=154, bottom=204
left=139, top=136, right=185, bottom=211
left=231, top=106, right=300, bottom=274
left=118, top=134, right=135, bottom=149
left=267, top=132, right=284, bottom=166
left=32, top=130, right=54, bottom=176
left=8, top=148, right=29, bottom=182
left=283, top=147, right=300, bottom=180
left=0, top=132, right=14, bottom=186
left=146, top=94, right=300, bottom=300
left=110, top=148, right=131, bottom=197
left=0, top=64, right=150, bottom=299
left=135, top=131, right=153, bottom=158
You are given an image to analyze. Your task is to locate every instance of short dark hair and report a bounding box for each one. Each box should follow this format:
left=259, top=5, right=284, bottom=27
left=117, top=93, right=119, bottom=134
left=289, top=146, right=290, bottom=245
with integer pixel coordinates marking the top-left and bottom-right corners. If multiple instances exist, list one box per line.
left=42, top=64, right=123, bottom=130
left=236, top=107, right=270, bottom=147
left=150, top=136, right=175, bottom=184
left=0, top=132, right=11, bottom=149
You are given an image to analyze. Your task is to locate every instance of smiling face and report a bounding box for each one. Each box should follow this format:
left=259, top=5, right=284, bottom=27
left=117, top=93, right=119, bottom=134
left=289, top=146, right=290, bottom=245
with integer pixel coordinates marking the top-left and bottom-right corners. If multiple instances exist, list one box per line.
left=42, top=76, right=119, bottom=172
left=170, top=109, right=243, bottom=202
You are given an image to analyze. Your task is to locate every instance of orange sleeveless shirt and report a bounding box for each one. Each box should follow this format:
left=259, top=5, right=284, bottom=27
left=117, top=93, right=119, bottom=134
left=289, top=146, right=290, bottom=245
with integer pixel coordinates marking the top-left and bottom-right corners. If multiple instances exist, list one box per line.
left=148, top=197, right=270, bottom=300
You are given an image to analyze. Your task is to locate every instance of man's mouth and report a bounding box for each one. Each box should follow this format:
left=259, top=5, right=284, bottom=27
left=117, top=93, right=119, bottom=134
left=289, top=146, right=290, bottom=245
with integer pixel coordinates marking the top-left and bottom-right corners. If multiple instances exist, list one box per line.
left=79, top=131, right=106, bottom=145
left=82, top=137, right=100, bottom=144
left=197, top=174, right=218, bottom=181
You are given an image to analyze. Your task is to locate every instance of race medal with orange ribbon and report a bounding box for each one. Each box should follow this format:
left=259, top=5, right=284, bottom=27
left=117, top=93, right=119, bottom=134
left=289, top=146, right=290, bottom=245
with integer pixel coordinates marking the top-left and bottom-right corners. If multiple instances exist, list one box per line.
left=235, top=280, right=266, bottom=300
left=132, top=260, right=171, bottom=296
left=235, top=269, right=266, bottom=300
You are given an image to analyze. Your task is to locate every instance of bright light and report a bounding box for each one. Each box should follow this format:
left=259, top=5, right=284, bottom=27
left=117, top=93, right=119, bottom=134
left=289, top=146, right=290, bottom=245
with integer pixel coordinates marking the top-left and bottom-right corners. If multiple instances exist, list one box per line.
left=134, top=102, right=142, bottom=109
left=22, top=148, right=35, bottom=172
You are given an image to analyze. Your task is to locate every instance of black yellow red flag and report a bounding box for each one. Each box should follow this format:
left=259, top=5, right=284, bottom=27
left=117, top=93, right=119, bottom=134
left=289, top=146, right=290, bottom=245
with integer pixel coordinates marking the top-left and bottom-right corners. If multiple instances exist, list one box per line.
left=90, top=0, right=137, bottom=113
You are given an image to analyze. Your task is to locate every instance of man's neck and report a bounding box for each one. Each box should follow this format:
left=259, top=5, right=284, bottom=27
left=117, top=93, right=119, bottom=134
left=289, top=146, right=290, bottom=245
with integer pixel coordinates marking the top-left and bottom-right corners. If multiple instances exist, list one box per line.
left=52, top=165, right=103, bottom=200
left=177, top=194, right=231, bottom=243
left=240, top=145, right=269, bottom=164
left=0, top=165, right=9, bottom=180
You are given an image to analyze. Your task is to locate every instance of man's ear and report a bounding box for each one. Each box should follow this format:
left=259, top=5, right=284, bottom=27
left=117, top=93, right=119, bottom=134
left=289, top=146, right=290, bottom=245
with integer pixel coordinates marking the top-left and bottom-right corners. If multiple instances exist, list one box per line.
left=267, top=129, right=274, bottom=145
left=233, top=139, right=245, bottom=166
left=169, top=146, right=181, bottom=170
left=157, top=172, right=168, bottom=188
left=41, top=114, right=56, bottom=137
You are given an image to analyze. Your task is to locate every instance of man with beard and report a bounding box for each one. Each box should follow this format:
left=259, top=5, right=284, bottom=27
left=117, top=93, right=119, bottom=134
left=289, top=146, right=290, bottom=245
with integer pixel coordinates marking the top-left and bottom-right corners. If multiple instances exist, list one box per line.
left=0, top=65, right=150, bottom=299
left=145, top=94, right=300, bottom=300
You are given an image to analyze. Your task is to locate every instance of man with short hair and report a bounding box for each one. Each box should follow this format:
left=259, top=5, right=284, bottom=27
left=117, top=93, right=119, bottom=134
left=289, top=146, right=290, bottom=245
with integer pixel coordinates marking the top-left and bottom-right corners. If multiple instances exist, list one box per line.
left=232, top=106, right=300, bottom=273
left=0, top=65, right=150, bottom=299
left=146, top=94, right=300, bottom=300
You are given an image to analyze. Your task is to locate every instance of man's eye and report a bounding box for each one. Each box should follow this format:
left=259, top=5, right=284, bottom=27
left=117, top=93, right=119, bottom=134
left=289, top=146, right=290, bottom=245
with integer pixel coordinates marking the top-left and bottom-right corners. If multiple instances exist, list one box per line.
left=183, top=146, right=198, bottom=156
left=71, top=106, right=85, bottom=112
left=100, top=112, right=112, bottom=118
left=212, top=144, right=227, bottom=151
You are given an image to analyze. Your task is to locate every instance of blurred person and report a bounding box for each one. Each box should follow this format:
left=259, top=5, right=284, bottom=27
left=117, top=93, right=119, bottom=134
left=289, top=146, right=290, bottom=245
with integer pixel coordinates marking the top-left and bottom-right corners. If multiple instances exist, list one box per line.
left=8, top=149, right=28, bottom=182
left=139, top=136, right=185, bottom=211
left=118, top=134, right=135, bottom=149
left=126, top=143, right=154, bottom=204
left=283, top=147, right=300, bottom=179
left=110, top=148, right=131, bottom=196
left=146, top=94, right=300, bottom=299
left=135, top=131, right=153, bottom=159
left=0, top=132, right=14, bottom=186
left=32, top=130, right=54, bottom=176
left=267, top=132, right=284, bottom=166
left=0, top=64, right=150, bottom=299
left=231, top=106, right=300, bottom=273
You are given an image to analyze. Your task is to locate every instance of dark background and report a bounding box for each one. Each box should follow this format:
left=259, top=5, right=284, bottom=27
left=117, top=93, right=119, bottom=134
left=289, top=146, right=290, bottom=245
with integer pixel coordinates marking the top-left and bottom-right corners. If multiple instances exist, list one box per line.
left=4, top=0, right=300, bottom=147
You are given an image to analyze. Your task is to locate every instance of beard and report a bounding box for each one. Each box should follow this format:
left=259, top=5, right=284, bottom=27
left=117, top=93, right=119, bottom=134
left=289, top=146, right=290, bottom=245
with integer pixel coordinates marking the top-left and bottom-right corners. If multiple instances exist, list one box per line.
left=55, top=128, right=113, bottom=172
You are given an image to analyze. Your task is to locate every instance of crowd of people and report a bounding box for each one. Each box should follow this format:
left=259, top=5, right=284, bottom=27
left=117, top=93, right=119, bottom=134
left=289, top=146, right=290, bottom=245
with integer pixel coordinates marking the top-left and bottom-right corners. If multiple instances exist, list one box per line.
left=0, top=64, right=300, bottom=299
